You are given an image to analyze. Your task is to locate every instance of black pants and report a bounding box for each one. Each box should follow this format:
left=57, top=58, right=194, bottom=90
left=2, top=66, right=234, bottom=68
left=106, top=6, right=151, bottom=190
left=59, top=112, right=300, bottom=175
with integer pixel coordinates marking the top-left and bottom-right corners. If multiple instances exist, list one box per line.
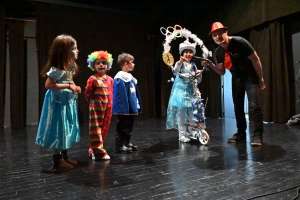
left=116, top=115, right=135, bottom=136
left=232, top=83, right=263, bottom=136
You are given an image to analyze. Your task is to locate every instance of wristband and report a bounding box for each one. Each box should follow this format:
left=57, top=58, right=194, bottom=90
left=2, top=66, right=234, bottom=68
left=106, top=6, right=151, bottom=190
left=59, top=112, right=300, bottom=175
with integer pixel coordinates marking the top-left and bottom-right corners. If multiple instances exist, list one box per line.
left=68, top=83, right=70, bottom=89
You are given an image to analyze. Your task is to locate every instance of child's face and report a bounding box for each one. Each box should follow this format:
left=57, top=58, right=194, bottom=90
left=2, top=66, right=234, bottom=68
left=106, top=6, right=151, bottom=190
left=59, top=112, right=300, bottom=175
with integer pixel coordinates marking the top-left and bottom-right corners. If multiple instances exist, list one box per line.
left=94, top=58, right=108, bottom=75
left=123, top=60, right=135, bottom=72
left=183, top=49, right=194, bottom=62
left=70, top=43, right=79, bottom=61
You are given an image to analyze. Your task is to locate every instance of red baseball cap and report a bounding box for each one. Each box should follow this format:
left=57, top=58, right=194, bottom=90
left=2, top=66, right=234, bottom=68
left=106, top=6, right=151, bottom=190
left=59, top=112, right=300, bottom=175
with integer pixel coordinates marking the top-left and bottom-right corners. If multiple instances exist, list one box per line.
left=209, top=22, right=228, bottom=36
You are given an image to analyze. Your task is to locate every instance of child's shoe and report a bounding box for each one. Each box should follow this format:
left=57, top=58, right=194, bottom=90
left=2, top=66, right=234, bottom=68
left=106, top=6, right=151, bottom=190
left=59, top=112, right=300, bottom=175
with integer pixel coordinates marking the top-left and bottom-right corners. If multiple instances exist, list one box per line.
left=179, top=131, right=191, bottom=143
left=125, top=143, right=138, bottom=151
left=115, top=135, right=133, bottom=153
left=88, top=148, right=95, bottom=160
left=101, top=154, right=110, bottom=160
left=115, top=145, right=133, bottom=153
left=125, top=135, right=138, bottom=151
left=89, top=153, right=96, bottom=160
left=94, top=153, right=111, bottom=160
left=65, top=158, right=77, bottom=165
left=50, top=154, right=73, bottom=171
left=61, top=150, right=77, bottom=165
left=58, top=158, right=74, bottom=169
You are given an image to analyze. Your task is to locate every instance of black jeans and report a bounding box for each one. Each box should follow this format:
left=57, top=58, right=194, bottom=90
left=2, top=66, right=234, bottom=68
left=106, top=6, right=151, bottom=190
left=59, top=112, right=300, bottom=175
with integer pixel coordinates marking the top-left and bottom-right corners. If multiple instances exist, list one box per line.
left=116, top=115, right=135, bottom=136
left=232, top=82, right=263, bottom=136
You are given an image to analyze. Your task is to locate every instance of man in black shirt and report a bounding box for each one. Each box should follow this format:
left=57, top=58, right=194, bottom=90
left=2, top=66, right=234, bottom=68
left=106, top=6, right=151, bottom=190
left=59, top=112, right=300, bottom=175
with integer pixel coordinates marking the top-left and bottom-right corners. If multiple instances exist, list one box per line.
left=202, top=22, right=266, bottom=146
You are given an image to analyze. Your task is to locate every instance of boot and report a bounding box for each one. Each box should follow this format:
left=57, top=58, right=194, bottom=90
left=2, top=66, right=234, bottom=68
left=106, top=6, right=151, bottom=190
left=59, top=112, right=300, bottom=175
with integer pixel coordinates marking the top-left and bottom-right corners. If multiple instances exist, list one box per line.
left=50, top=154, right=61, bottom=171
left=115, top=135, right=132, bottom=153
left=61, top=150, right=77, bottom=165
left=59, top=155, right=74, bottom=169
left=125, top=135, right=138, bottom=151
left=50, top=154, right=73, bottom=171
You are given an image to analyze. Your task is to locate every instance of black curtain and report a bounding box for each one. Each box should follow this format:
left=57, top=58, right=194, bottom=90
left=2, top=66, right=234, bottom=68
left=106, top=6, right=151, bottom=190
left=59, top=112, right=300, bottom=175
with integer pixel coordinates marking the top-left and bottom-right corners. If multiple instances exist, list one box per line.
left=9, top=20, right=27, bottom=128
left=225, top=0, right=300, bottom=35
left=0, top=0, right=298, bottom=128
left=0, top=6, right=5, bottom=128
left=198, top=41, right=222, bottom=119
left=35, top=3, right=172, bottom=124
left=35, top=2, right=222, bottom=125
left=250, top=20, right=293, bottom=123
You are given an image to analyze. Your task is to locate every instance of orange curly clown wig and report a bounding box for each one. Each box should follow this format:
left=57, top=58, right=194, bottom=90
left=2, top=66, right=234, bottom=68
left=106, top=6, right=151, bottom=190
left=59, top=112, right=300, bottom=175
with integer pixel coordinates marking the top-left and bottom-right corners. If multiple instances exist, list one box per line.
left=87, top=50, right=113, bottom=70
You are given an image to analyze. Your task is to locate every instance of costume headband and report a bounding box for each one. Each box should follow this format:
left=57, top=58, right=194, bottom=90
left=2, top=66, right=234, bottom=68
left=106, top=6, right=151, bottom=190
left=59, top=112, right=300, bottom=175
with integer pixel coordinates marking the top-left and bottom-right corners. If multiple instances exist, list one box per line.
left=87, top=51, right=113, bottom=70
left=160, top=25, right=212, bottom=60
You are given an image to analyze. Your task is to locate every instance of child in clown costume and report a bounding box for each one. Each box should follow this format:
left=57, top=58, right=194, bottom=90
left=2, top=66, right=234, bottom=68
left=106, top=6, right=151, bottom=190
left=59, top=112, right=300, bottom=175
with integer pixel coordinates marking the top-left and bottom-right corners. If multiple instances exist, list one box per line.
left=166, top=41, right=204, bottom=142
left=85, top=51, right=114, bottom=160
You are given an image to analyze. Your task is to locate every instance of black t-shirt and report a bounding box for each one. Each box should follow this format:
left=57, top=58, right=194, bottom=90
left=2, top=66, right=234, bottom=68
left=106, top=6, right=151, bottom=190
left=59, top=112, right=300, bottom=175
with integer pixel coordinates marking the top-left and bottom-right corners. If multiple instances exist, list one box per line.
left=215, top=36, right=258, bottom=85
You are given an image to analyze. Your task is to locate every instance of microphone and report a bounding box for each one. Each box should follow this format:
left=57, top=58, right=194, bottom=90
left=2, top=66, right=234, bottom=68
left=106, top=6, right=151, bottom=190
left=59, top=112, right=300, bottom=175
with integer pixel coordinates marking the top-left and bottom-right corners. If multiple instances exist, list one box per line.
left=193, top=56, right=213, bottom=63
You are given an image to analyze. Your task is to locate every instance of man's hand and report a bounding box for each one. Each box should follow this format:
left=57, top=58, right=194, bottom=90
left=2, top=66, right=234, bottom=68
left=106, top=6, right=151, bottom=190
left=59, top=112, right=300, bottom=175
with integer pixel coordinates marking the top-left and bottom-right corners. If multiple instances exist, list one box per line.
left=259, top=78, right=266, bottom=90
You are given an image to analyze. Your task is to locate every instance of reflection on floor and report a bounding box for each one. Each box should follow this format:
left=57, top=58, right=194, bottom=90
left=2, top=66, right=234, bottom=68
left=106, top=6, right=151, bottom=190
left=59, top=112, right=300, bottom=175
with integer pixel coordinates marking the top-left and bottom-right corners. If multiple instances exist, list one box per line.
left=1, top=118, right=300, bottom=199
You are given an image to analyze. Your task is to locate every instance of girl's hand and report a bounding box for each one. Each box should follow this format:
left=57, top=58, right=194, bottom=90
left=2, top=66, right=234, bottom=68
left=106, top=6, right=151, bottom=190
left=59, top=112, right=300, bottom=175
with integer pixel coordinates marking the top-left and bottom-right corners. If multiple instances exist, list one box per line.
left=69, top=83, right=81, bottom=94
left=76, top=86, right=82, bottom=94
left=178, top=56, right=188, bottom=65
left=180, top=56, right=188, bottom=62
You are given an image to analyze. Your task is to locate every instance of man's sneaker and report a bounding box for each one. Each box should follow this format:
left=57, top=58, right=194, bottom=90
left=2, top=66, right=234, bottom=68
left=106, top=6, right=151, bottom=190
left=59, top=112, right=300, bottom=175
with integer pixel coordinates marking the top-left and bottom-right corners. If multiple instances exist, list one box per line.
left=227, top=133, right=246, bottom=143
left=251, top=135, right=262, bottom=146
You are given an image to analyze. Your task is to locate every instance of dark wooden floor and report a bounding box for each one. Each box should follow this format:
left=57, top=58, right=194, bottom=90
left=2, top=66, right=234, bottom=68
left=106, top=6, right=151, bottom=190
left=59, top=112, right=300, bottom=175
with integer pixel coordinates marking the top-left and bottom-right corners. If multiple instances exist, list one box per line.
left=1, top=117, right=300, bottom=200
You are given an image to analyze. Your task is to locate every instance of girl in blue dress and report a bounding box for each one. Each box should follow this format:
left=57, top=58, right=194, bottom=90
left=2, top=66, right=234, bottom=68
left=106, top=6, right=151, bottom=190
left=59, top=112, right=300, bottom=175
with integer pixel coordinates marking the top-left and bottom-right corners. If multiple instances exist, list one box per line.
left=36, top=34, right=82, bottom=171
left=166, top=41, right=203, bottom=142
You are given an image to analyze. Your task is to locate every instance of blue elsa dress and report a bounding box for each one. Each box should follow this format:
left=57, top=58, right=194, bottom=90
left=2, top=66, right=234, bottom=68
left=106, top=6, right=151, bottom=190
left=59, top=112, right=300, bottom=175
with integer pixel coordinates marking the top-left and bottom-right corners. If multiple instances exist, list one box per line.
left=36, top=67, right=80, bottom=149
left=166, top=61, right=197, bottom=133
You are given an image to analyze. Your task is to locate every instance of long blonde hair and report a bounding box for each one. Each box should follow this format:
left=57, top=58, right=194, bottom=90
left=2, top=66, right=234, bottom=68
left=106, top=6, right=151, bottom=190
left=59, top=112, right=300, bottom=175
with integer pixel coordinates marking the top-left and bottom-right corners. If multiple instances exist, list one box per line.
left=41, top=34, right=79, bottom=77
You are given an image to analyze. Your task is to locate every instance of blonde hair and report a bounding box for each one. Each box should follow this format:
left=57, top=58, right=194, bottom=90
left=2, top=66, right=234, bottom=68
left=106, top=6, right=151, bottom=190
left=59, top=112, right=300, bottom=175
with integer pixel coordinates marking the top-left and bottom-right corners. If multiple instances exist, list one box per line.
left=40, top=34, right=79, bottom=77
left=117, top=53, right=134, bottom=68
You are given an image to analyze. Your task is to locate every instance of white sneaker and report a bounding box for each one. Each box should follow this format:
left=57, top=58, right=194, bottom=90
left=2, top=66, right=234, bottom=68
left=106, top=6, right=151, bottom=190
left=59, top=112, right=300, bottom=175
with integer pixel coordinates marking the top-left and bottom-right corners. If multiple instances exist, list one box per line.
left=89, top=153, right=95, bottom=160
left=179, top=131, right=191, bottom=143
left=180, top=136, right=191, bottom=143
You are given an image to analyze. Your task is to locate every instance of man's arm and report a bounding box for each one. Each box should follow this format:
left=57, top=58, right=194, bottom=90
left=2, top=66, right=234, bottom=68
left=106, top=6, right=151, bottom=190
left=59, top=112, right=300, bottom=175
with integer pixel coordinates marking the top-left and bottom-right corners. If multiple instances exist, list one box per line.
left=202, top=61, right=226, bottom=75
left=248, top=51, right=266, bottom=90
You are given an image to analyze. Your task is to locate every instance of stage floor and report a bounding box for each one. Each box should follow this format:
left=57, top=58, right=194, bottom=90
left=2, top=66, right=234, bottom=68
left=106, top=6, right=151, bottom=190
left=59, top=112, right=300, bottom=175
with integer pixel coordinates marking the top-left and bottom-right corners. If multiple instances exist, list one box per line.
left=1, top=118, right=300, bottom=200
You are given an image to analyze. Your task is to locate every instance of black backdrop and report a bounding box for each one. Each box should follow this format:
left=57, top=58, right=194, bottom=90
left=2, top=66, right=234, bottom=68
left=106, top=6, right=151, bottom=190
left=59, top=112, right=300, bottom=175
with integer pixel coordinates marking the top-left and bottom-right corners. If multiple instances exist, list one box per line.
left=36, top=2, right=222, bottom=125
left=0, top=6, right=5, bottom=127
left=2, top=0, right=300, bottom=128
